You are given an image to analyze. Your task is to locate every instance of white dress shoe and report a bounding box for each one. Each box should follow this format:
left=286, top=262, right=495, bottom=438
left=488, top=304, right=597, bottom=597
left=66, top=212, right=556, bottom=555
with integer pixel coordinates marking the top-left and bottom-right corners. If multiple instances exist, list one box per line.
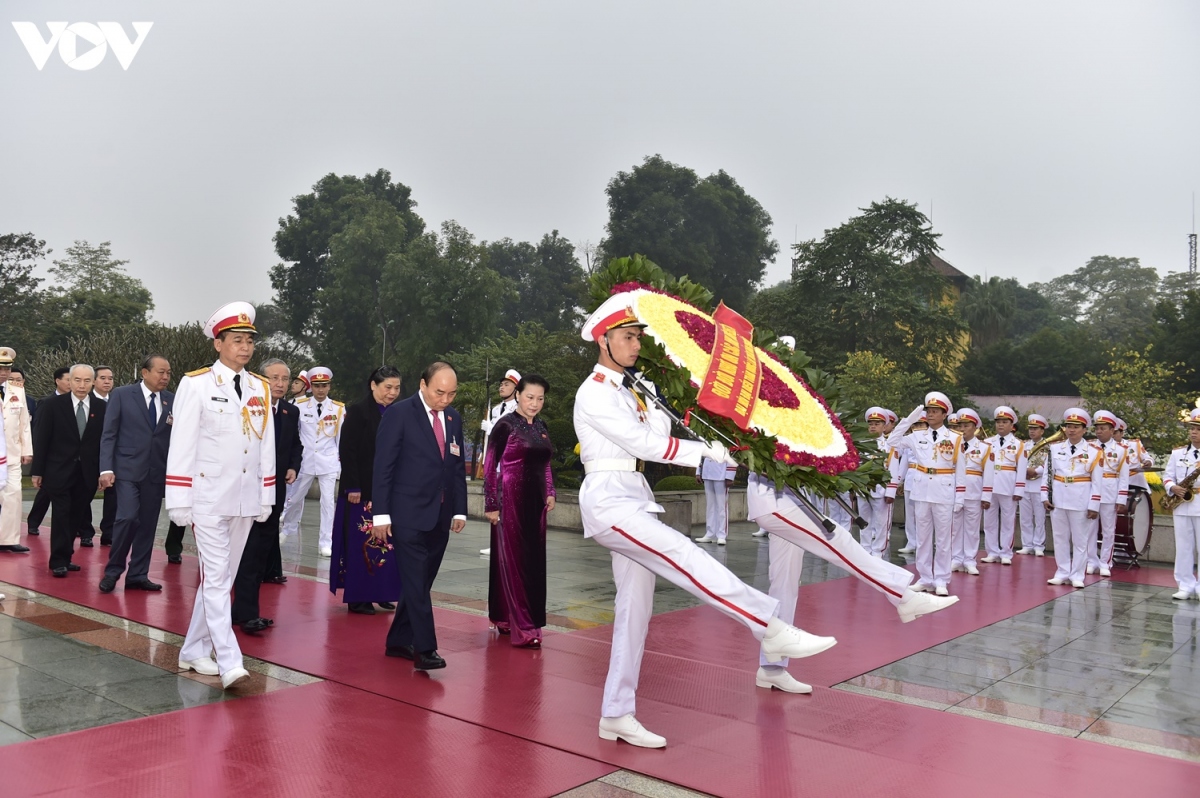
left=178, top=657, right=220, bottom=676
left=1086, top=565, right=1097, bottom=575
left=951, top=564, right=964, bottom=573
left=1035, top=549, right=1045, bottom=557
left=1015, top=547, right=1033, bottom=555
left=935, top=586, right=949, bottom=597
left=0, top=593, right=5, bottom=601
left=752, top=529, right=768, bottom=538
left=966, top=565, right=980, bottom=576
left=598, top=714, right=666, bottom=748
left=980, top=556, right=1000, bottom=563
left=1173, top=590, right=1191, bottom=600
left=1099, top=567, right=1111, bottom=577
left=898, top=545, right=916, bottom=554
left=480, top=548, right=491, bottom=556
left=756, top=667, right=813, bottom=694
left=1071, top=580, right=1085, bottom=589
left=897, top=591, right=958, bottom=623
left=1047, top=577, right=1067, bottom=586
left=1001, top=557, right=1012, bottom=565
left=910, top=582, right=931, bottom=592
left=761, top=617, right=837, bottom=663
left=695, top=534, right=716, bottom=543
left=319, top=546, right=332, bottom=558
left=221, top=667, right=250, bottom=689
left=716, top=538, right=727, bottom=546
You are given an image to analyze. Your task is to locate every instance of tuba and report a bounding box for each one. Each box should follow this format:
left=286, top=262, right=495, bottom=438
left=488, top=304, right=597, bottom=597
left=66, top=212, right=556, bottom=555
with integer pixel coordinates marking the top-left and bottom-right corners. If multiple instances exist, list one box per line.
left=1027, top=428, right=1067, bottom=468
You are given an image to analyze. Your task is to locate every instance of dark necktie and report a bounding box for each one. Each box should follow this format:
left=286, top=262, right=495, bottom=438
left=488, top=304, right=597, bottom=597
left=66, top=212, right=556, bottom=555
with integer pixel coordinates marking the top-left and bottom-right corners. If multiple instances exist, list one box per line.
left=931, top=429, right=938, bottom=441
left=999, top=436, right=1005, bottom=447
left=1, top=384, right=5, bottom=401
left=147, top=393, right=157, bottom=428
left=431, top=409, right=445, bottom=458
left=317, top=402, right=323, bottom=418
left=233, top=373, right=242, bottom=400
left=1070, top=444, right=1076, bottom=455
left=76, top=400, right=87, bottom=438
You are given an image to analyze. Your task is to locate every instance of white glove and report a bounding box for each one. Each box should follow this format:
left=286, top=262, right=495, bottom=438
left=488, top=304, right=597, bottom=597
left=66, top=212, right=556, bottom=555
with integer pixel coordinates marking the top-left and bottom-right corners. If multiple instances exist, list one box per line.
left=906, top=404, right=926, bottom=423
left=168, top=508, right=192, bottom=527
left=480, top=419, right=493, bottom=434
left=701, top=441, right=735, bottom=466
left=633, top=373, right=657, bottom=397
left=255, top=505, right=273, bottom=523
left=953, top=503, right=964, bottom=514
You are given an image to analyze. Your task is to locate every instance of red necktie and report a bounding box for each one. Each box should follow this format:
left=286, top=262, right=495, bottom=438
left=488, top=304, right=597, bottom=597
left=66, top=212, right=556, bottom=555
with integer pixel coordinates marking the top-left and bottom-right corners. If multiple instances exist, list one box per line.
left=431, top=409, right=445, bottom=459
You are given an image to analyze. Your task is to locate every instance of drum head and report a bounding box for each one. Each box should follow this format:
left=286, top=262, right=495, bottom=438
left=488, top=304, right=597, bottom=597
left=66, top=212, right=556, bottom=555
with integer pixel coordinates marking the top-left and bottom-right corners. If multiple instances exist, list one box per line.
left=1132, top=492, right=1153, bottom=553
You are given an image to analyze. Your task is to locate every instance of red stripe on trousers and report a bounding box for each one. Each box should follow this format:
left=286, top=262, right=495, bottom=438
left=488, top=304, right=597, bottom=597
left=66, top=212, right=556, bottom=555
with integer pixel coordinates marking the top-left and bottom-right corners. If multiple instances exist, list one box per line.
left=611, top=526, right=768, bottom=627
left=770, top=511, right=905, bottom=599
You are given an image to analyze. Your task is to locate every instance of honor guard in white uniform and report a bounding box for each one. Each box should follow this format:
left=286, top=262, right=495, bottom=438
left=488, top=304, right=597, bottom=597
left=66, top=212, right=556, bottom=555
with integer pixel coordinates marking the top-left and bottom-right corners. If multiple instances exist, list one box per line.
left=1114, top=418, right=1154, bottom=492
left=166, top=302, right=275, bottom=689
left=887, top=393, right=966, bottom=595
left=479, top=369, right=520, bottom=556
left=893, top=410, right=925, bottom=554
left=0, top=348, right=32, bottom=553
left=1016, top=414, right=1049, bottom=556
left=860, top=407, right=895, bottom=558
left=695, top=456, right=737, bottom=544
left=1165, top=409, right=1200, bottom=599
left=280, top=366, right=343, bottom=558
left=980, top=405, right=1028, bottom=565
left=1045, top=408, right=1101, bottom=588
left=1087, top=410, right=1130, bottom=577
left=574, top=295, right=836, bottom=749
left=951, top=409, right=992, bottom=575
left=290, top=369, right=311, bottom=401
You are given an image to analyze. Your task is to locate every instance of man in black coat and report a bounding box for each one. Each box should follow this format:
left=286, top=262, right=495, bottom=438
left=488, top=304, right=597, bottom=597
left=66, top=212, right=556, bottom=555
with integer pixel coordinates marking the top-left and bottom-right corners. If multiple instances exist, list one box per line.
left=31, top=365, right=107, bottom=576
left=232, top=359, right=303, bottom=632
left=25, top=365, right=70, bottom=536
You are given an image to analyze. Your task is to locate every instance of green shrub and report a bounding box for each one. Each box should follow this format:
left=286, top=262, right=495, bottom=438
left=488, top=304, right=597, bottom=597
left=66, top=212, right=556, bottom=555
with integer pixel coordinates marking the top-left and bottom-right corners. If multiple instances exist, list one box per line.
left=654, top=475, right=702, bottom=492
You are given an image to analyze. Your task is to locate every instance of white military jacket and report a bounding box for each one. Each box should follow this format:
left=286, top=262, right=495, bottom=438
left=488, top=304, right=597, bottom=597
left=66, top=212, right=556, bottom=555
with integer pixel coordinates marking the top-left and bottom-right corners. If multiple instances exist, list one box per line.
left=574, top=364, right=704, bottom=535
left=886, top=411, right=966, bottom=507
left=698, top=456, right=737, bottom=482
left=1164, top=444, right=1200, bottom=518
left=1093, top=439, right=1130, bottom=505
left=1121, top=438, right=1154, bottom=491
left=962, top=438, right=995, bottom=503
left=983, top=434, right=1029, bottom=496
left=1, top=382, right=31, bottom=462
left=294, top=396, right=344, bottom=476
left=1046, top=439, right=1100, bottom=512
left=165, top=361, right=275, bottom=517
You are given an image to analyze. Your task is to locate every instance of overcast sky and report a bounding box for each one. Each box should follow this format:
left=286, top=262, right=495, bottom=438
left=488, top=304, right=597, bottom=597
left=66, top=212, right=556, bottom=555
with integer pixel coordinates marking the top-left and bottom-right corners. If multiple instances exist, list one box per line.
left=3, top=1, right=1198, bottom=325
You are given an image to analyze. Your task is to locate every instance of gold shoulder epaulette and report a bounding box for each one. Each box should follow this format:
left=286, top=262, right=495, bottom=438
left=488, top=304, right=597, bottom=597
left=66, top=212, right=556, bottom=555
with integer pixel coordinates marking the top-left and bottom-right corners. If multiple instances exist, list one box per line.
left=250, top=371, right=267, bottom=382
left=331, top=399, right=345, bottom=407
left=185, top=367, right=211, bottom=377
left=295, top=396, right=310, bottom=404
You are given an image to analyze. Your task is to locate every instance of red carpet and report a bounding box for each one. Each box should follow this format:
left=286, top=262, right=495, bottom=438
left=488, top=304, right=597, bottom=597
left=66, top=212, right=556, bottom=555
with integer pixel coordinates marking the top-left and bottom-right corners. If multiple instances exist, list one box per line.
left=2, top=535, right=1197, bottom=797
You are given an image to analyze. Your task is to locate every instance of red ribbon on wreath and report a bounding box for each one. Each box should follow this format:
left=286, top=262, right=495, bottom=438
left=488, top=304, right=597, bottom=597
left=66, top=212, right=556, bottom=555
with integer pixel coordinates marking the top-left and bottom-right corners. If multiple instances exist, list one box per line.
left=695, top=303, right=761, bottom=431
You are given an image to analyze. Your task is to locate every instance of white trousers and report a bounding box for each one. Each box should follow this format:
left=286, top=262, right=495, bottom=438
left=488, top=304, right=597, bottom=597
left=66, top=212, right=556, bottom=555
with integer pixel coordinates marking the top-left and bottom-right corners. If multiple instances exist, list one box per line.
left=903, top=491, right=917, bottom=549
left=913, top=501, right=955, bottom=589
left=1174, top=515, right=1200, bottom=593
left=1051, top=508, right=1090, bottom=583
left=703, top=479, right=729, bottom=540
left=759, top=533, right=805, bottom=669
left=1089, top=503, right=1119, bottom=569
left=952, top=499, right=983, bottom=568
left=982, top=492, right=1018, bottom=558
left=592, top=514, right=781, bottom=718
left=860, top=495, right=892, bottom=559
left=0, top=461, right=22, bottom=546
left=179, top=514, right=254, bottom=675
left=1019, top=492, right=1046, bottom=550
left=280, top=471, right=336, bottom=548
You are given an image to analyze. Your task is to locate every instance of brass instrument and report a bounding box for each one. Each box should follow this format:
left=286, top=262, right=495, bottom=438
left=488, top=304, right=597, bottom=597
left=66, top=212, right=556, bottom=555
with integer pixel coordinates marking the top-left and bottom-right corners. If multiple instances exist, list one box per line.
left=1027, top=428, right=1067, bottom=468
left=1162, top=460, right=1200, bottom=511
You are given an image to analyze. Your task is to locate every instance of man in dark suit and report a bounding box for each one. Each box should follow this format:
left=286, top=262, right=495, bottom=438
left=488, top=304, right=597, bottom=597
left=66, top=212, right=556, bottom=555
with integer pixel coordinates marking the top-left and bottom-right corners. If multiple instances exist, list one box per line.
left=232, top=358, right=303, bottom=632
left=26, top=365, right=70, bottom=536
left=31, top=364, right=107, bottom=576
left=97, top=355, right=174, bottom=592
left=91, top=365, right=118, bottom=545
left=372, top=361, right=467, bottom=671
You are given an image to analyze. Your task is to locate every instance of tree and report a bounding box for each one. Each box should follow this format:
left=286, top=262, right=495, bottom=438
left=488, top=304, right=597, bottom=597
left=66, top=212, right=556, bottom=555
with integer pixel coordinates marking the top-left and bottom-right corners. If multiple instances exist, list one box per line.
left=482, top=230, right=586, bottom=333
left=1151, top=288, right=1200, bottom=394
left=764, top=198, right=965, bottom=378
left=837, top=351, right=929, bottom=414
left=0, top=233, right=49, bottom=355
left=959, top=276, right=1017, bottom=349
left=41, top=240, right=153, bottom=348
left=600, top=155, right=777, bottom=309
left=1076, top=346, right=1191, bottom=456
left=957, top=325, right=1109, bottom=395
left=1032, top=256, right=1160, bottom=346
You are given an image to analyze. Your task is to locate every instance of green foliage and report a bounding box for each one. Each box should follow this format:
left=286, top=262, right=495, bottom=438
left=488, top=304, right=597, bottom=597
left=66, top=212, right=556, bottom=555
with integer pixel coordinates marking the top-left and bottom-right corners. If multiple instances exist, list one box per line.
left=1075, top=345, right=1192, bottom=455
left=599, top=155, right=777, bottom=310
left=957, top=325, right=1109, bottom=395
left=959, top=276, right=1017, bottom=349
left=0, top=233, right=49, bottom=356
left=654, top=475, right=702, bottom=492
left=837, top=352, right=928, bottom=415
left=40, top=241, right=153, bottom=349
left=482, top=231, right=586, bottom=333
left=1152, top=288, right=1200, bottom=394
left=1032, top=256, right=1160, bottom=347
left=587, top=254, right=713, bottom=312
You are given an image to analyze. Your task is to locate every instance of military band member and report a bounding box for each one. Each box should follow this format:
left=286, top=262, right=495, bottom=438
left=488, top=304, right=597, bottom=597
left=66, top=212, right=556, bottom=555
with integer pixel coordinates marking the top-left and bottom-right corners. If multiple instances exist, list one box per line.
left=1114, top=418, right=1154, bottom=492
left=892, top=411, right=925, bottom=555
left=860, top=407, right=894, bottom=558
left=1016, top=414, right=1049, bottom=556
left=0, top=348, right=32, bottom=553
left=280, top=366, right=343, bottom=558
left=695, top=455, right=737, bottom=544
left=575, top=295, right=835, bottom=748
left=887, top=394, right=966, bottom=596
left=1088, top=410, right=1130, bottom=577
left=479, top=369, right=520, bottom=556
left=167, top=302, right=275, bottom=689
left=1045, top=408, right=1100, bottom=589
left=1165, top=409, right=1200, bottom=600
left=951, top=409, right=992, bottom=575
left=980, top=406, right=1028, bottom=565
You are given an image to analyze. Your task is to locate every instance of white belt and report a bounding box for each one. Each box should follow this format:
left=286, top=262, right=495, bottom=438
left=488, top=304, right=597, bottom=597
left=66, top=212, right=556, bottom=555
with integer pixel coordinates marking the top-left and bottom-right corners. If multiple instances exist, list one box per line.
left=584, top=458, right=637, bottom=474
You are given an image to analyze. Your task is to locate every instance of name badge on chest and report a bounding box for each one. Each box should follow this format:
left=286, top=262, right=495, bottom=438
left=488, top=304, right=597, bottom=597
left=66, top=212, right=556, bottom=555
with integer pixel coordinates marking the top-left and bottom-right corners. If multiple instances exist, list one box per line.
left=449, top=440, right=461, bottom=457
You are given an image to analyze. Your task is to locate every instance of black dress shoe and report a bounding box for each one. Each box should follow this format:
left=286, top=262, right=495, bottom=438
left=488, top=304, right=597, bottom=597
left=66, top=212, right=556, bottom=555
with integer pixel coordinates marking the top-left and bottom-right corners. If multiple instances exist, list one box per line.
left=348, top=603, right=376, bottom=615
left=414, top=650, right=446, bottom=671
left=98, top=577, right=117, bottom=593
left=240, top=617, right=270, bottom=633
left=27, top=527, right=39, bottom=536
left=126, top=580, right=162, bottom=591
left=385, top=645, right=415, bottom=660
left=100, top=539, right=112, bottom=547
left=263, top=575, right=287, bottom=584
left=167, top=556, right=182, bottom=564
left=66, top=563, right=81, bottom=572
left=79, top=539, right=94, bottom=548
left=51, top=567, right=67, bottom=577
left=0, top=544, right=30, bottom=553
left=376, top=602, right=396, bottom=610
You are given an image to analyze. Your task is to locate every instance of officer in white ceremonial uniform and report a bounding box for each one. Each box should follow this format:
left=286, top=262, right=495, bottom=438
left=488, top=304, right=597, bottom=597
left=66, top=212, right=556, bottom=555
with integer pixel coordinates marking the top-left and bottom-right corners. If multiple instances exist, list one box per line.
left=893, top=410, right=925, bottom=554
left=280, top=366, right=343, bottom=558
left=859, top=407, right=895, bottom=558
left=574, top=295, right=836, bottom=748
left=951, top=409, right=992, bottom=575
left=1016, top=414, right=1049, bottom=556
left=695, top=456, right=737, bottom=545
left=1045, top=408, right=1101, bottom=589
left=1087, top=410, right=1130, bottom=577
left=167, top=302, right=275, bottom=689
left=479, top=369, right=520, bottom=556
left=290, top=369, right=310, bottom=401
left=1165, top=409, right=1200, bottom=599
left=980, top=406, right=1028, bottom=565
left=887, top=393, right=966, bottom=596
left=0, top=348, right=32, bottom=553
left=1114, top=418, right=1153, bottom=492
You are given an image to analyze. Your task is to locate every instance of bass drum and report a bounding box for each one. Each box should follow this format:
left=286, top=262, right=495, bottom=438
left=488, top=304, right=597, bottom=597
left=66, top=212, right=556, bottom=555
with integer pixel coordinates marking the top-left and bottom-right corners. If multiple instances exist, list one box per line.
left=1115, top=487, right=1154, bottom=564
